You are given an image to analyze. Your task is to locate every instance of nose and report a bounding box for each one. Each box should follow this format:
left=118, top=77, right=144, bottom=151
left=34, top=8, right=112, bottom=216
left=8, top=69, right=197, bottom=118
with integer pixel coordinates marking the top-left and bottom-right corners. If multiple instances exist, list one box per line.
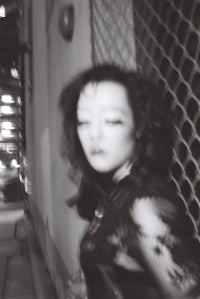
left=89, top=119, right=102, bottom=140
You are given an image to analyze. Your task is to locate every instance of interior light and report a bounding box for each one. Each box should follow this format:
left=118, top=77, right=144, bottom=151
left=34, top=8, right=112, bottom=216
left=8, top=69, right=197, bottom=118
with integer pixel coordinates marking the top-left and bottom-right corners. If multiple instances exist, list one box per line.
left=0, top=106, right=15, bottom=115
left=10, top=159, right=20, bottom=168
left=1, top=129, right=15, bottom=138
left=10, top=68, right=19, bottom=79
left=1, top=95, right=14, bottom=104
left=0, top=5, right=6, bottom=18
left=17, top=96, right=22, bottom=105
left=0, top=143, right=17, bottom=153
left=1, top=121, right=15, bottom=130
left=0, top=160, right=5, bottom=171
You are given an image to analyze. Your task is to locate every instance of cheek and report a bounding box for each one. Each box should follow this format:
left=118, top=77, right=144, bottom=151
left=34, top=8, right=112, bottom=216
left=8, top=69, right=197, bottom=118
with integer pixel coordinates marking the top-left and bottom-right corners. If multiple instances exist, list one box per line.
left=115, top=130, right=135, bottom=157
left=77, top=129, right=84, bottom=147
left=77, top=129, right=89, bottom=151
left=111, top=128, right=134, bottom=145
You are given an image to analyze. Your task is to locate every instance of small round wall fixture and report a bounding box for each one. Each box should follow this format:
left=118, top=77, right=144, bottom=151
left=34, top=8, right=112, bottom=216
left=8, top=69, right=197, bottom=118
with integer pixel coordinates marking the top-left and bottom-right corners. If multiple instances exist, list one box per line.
left=58, top=5, right=74, bottom=41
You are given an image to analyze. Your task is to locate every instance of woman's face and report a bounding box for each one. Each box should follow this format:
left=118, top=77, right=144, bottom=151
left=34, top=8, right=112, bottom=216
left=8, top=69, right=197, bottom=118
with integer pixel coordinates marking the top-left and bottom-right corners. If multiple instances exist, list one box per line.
left=77, top=81, right=135, bottom=174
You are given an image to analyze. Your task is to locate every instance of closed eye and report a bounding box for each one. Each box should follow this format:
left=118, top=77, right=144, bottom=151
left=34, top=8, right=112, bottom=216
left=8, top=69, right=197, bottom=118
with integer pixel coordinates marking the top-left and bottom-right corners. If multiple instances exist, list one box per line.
left=106, top=120, right=123, bottom=125
left=77, top=120, right=90, bottom=126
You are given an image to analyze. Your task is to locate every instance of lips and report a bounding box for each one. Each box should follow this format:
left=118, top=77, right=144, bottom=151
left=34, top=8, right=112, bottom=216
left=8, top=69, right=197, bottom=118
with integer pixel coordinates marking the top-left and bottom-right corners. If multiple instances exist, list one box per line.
left=91, top=148, right=104, bottom=155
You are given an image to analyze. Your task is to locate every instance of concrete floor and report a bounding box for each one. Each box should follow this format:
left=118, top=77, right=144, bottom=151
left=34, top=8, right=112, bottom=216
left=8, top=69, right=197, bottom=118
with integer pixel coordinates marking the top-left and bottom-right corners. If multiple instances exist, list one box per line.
left=0, top=204, right=36, bottom=299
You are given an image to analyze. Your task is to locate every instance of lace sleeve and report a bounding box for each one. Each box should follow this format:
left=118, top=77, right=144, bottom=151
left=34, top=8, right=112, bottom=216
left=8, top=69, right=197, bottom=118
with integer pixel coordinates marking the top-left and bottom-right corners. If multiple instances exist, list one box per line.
left=130, top=196, right=200, bottom=299
left=67, top=269, right=87, bottom=299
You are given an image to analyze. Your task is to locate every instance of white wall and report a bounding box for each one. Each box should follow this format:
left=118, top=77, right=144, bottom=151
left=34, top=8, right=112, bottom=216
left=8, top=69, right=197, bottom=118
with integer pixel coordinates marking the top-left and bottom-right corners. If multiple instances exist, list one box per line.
left=26, top=0, right=92, bottom=297
left=47, top=0, right=92, bottom=272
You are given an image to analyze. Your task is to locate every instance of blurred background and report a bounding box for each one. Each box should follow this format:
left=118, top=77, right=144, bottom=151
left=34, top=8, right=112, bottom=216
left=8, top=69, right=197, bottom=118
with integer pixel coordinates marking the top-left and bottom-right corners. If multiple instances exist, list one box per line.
left=0, top=0, right=29, bottom=204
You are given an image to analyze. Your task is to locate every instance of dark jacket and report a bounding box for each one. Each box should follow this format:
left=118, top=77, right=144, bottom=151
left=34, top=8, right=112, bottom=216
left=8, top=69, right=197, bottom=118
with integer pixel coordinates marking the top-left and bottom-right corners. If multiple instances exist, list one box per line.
left=80, top=174, right=200, bottom=299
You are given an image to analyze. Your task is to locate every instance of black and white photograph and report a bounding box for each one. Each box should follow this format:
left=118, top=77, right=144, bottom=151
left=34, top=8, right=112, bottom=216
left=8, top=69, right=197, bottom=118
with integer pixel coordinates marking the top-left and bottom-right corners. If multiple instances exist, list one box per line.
left=0, top=1, right=200, bottom=298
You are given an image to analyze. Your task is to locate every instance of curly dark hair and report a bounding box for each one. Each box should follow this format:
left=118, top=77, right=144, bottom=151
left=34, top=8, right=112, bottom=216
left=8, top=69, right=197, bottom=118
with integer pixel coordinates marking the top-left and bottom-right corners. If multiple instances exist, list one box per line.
left=59, top=64, right=174, bottom=220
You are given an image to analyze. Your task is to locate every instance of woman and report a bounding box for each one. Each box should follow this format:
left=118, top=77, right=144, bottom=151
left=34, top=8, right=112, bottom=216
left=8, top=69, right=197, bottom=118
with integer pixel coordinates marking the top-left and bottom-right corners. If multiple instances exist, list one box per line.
left=59, top=64, right=200, bottom=299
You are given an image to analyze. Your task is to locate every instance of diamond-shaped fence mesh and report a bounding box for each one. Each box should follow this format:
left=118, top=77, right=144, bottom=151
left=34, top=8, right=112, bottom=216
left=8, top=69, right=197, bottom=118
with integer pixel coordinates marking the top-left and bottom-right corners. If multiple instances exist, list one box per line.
left=90, top=0, right=200, bottom=232
left=133, top=0, right=200, bottom=232
left=90, top=0, right=136, bottom=69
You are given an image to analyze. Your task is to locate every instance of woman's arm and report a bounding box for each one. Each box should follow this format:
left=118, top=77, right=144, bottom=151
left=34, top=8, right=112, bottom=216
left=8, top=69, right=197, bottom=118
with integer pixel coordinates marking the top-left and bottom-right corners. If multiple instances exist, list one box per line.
left=130, top=196, right=200, bottom=299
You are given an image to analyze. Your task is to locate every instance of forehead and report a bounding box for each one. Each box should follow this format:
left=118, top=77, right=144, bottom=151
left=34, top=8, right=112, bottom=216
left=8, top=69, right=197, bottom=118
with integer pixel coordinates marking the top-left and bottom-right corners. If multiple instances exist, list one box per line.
left=77, top=81, right=130, bottom=110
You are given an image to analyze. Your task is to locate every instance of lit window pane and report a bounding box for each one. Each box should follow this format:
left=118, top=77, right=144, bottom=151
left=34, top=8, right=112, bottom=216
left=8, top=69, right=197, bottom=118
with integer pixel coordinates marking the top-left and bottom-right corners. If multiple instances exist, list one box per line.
left=1, top=129, right=15, bottom=138
left=0, top=143, right=18, bottom=153
left=1, top=95, right=14, bottom=104
left=1, top=121, right=15, bottom=130
left=0, top=106, right=15, bottom=115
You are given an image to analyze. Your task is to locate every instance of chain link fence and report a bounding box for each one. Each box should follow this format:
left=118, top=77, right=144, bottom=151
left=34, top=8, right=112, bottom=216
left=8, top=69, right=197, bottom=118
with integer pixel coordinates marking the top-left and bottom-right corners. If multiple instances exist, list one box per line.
left=90, top=0, right=200, bottom=232
left=90, top=0, right=136, bottom=69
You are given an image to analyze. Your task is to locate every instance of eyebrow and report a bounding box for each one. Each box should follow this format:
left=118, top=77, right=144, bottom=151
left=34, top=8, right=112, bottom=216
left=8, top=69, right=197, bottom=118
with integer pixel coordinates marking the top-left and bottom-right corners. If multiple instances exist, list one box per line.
left=77, top=106, right=128, bottom=113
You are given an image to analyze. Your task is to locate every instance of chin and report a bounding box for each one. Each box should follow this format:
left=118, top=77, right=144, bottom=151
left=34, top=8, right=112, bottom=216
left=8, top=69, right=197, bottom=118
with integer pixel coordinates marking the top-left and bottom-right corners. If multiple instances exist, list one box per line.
left=91, top=163, right=114, bottom=174
left=93, top=167, right=112, bottom=173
